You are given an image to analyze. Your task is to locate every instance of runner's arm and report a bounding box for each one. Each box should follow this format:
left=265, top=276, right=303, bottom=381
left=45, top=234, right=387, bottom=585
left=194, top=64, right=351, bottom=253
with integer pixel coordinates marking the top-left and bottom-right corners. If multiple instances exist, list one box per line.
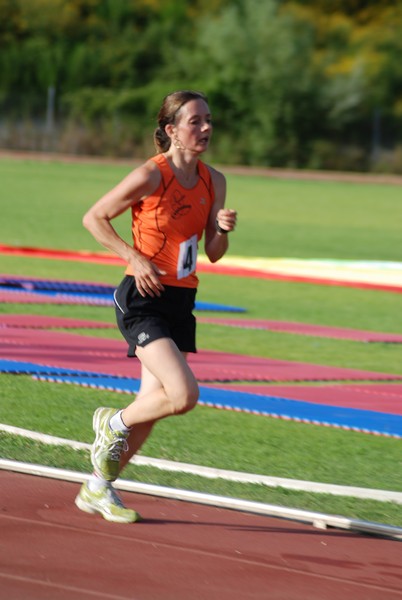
left=83, top=162, right=165, bottom=297
left=204, top=169, right=237, bottom=263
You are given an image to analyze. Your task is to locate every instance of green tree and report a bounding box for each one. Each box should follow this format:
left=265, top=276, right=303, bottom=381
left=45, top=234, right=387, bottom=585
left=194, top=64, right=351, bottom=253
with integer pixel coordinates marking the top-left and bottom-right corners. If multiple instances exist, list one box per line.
left=0, top=0, right=401, bottom=169
left=168, top=0, right=322, bottom=166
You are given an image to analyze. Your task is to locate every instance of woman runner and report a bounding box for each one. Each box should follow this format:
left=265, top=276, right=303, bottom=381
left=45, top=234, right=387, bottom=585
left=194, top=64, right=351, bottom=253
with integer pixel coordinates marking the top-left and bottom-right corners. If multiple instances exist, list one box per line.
left=75, top=90, right=237, bottom=523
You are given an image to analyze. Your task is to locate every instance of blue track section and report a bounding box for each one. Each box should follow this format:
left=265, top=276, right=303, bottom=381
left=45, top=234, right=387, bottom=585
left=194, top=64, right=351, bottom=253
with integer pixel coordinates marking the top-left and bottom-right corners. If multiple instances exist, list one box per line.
left=198, top=386, right=402, bottom=437
left=0, top=359, right=127, bottom=379
left=1, top=358, right=401, bottom=438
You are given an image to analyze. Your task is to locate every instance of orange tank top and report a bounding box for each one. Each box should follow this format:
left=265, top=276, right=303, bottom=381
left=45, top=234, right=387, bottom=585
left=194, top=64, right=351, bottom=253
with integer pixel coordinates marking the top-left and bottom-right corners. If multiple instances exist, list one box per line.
left=125, top=154, right=215, bottom=288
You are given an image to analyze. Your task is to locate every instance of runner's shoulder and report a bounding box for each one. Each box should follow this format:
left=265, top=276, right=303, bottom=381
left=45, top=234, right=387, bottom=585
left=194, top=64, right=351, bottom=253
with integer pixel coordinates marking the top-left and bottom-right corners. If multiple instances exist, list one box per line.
left=129, top=158, right=162, bottom=197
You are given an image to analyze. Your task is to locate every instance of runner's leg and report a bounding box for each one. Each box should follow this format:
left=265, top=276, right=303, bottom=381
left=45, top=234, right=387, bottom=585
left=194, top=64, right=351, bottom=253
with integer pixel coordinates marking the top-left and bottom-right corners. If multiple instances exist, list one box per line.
left=121, top=338, right=198, bottom=426
left=118, top=348, right=194, bottom=472
left=118, top=364, right=160, bottom=471
left=90, top=339, right=197, bottom=482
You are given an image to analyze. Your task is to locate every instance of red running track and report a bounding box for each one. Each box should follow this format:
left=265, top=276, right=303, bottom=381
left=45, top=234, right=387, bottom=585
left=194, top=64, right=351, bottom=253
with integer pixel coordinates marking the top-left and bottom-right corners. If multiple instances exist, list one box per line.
left=2, top=328, right=401, bottom=382
left=198, top=317, right=402, bottom=343
left=1, top=470, right=402, bottom=600
left=0, top=314, right=116, bottom=329
left=3, top=313, right=402, bottom=343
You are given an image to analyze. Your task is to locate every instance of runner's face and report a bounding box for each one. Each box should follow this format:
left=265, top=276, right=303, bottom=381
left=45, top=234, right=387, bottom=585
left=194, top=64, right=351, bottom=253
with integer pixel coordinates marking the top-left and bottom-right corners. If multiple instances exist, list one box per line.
left=174, top=99, right=212, bottom=153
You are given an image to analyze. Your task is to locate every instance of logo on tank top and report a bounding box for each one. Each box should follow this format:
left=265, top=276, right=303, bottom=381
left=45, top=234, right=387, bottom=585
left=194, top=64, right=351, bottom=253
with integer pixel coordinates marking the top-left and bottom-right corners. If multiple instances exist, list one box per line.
left=171, top=189, right=191, bottom=220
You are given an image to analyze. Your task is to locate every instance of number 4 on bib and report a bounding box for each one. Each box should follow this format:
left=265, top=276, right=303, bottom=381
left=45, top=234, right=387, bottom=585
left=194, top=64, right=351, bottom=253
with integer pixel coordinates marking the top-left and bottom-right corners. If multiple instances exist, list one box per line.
left=177, top=234, right=198, bottom=280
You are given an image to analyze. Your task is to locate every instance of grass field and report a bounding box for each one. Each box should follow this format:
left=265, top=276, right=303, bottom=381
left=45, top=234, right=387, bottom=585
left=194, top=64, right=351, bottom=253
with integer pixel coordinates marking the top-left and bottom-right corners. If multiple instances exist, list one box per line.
left=1, top=155, right=402, bottom=526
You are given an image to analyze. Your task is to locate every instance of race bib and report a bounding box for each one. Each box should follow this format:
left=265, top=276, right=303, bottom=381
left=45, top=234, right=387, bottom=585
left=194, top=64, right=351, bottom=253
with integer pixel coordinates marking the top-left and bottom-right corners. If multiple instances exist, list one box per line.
left=177, top=234, right=198, bottom=280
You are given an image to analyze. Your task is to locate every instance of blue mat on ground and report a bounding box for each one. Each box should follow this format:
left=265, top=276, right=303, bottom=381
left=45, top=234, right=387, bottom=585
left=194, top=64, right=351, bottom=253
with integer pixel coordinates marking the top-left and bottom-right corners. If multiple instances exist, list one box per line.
left=0, top=278, right=114, bottom=294
left=3, top=357, right=399, bottom=438
left=0, top=277, right=246, bottom=312
left=198, top=386, right=402, bottom=438
left=0, top=359, right=130, bottom=379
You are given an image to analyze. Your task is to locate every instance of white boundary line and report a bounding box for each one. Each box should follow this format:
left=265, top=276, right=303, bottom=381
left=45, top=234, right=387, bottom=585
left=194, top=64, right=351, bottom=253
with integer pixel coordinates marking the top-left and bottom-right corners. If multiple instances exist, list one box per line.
left=1, top=458, right=402, bottom=541
left=2, top=423, right=402, bottom=504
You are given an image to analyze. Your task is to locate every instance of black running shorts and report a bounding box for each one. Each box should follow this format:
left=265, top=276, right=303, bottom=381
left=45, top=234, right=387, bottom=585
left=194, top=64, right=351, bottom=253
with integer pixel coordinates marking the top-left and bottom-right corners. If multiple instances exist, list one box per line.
left=114, top=275, right=197, bottom=357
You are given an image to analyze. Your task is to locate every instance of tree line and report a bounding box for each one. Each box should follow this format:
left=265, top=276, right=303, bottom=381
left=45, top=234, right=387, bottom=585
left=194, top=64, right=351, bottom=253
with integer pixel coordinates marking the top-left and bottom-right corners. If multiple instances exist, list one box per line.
left=1, top=0, right=402, bottom=172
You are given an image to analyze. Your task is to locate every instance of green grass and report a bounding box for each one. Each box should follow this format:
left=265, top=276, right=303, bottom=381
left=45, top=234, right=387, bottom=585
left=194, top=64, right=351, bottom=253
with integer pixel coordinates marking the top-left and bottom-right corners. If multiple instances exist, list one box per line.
left=2, top=157, right=402, bottom=261
left=226, top=174, right=402, bottom=261
left=2, top=373, right=402, bottom=490
left=1, top=156, right=402, bottom=526
left=0, top=159, right=133, bottom=251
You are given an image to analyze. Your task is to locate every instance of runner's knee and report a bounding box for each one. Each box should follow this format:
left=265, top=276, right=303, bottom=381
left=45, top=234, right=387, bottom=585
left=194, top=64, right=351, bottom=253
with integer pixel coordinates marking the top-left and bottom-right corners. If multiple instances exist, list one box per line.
left=169, top=381, right=199, bottom=415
